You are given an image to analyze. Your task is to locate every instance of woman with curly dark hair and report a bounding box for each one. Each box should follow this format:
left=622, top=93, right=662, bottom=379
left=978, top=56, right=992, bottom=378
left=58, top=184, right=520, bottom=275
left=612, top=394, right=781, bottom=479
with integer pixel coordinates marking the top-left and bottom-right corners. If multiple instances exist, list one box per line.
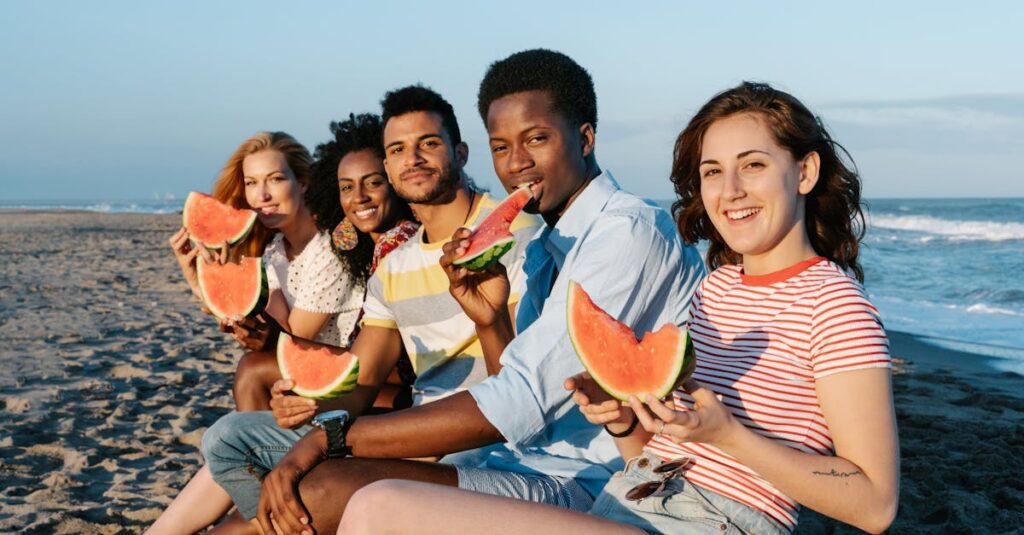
left=340, top=83, right=897, bottom=535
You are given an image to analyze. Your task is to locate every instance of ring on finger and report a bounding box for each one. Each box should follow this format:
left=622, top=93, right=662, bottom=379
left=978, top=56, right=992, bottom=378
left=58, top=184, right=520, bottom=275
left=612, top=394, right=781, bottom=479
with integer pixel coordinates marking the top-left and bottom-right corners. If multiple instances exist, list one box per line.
left=658, top=420, right=666, bottom=435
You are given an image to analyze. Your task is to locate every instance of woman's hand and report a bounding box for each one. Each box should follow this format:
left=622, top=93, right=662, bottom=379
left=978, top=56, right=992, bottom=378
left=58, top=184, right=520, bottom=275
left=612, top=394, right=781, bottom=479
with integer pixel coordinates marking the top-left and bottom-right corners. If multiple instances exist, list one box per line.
left=439, top=228, right=511, bottom=328
left=219, top=313, right=276, bottom=351
left=169, top=228, right=209, bottom=298
left=565, top=372, right=634, bottom=428
left=270, top=379, right=318, bottom=429
left=628, top=380, right=742, bottom=448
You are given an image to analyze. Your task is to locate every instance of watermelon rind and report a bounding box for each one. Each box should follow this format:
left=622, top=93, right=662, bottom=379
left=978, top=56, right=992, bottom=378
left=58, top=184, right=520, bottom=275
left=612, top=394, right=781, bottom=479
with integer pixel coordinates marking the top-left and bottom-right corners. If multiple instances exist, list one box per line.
left=566, top=280, right=694, bottom=402
left=453, top=237, right=515, bottom=271
left=182, top=191, right=258, bottom=249
left=276, top=333, right=361, bottom=400
left=196, top=257, right=268, bottom=321
left=452, top=186, right=532, bottom=271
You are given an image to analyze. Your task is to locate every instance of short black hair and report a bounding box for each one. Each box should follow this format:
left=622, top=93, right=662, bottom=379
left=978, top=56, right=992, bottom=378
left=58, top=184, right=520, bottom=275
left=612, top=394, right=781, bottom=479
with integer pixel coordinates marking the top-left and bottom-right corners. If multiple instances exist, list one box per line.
left=380, top=85, right=462, bottom=145
left=477, top=49, right=597, bottom=131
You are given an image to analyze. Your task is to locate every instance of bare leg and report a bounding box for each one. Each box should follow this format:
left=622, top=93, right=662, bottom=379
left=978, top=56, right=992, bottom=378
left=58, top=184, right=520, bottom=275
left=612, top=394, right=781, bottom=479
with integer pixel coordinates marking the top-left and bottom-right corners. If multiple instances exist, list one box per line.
left=145, top=465, right=233, bottom=535
left=294, top=457, right=458, bottom=534
left=233, top=351, right=282, bottom=411
left=340, top=480, right=643, bottom=535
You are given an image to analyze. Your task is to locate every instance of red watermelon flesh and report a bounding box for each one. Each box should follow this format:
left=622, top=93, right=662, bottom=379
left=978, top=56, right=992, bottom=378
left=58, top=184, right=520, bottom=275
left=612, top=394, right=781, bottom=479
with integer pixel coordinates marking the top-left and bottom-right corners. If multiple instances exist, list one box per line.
left=453, top=186, right=533, bottom=271
left=566, top=281, right=694, bottom=401
left=182, top=191, right=258, bottom=249
left=196, top=256, right=268, bottom=321
left=277, top=333, right=360, bottom=399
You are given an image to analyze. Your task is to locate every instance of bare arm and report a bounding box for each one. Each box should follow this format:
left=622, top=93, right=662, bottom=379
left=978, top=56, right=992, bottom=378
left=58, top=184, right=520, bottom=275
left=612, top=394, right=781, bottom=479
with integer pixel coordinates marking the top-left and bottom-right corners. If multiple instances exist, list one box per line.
left=635, top=369, right=899, bottom=534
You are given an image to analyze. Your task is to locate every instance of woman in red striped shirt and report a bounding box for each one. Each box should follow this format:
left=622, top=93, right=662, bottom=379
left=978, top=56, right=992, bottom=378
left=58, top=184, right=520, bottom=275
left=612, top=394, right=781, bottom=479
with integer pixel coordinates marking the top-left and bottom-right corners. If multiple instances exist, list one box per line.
left=339, top=82, right=898, bottom=535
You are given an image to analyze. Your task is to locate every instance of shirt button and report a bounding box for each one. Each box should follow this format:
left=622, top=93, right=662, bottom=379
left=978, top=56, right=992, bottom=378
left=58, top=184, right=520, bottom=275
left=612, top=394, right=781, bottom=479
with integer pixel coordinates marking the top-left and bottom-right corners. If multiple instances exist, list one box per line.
left=719, top=523, right=728, bottom=531
left=637, top=458, right=650, bottom=468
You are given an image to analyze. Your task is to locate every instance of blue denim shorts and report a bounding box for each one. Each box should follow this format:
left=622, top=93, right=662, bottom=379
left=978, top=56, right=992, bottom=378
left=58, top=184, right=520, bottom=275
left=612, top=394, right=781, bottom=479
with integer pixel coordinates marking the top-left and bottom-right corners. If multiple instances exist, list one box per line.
left=588, top=452, right=786, bottom=535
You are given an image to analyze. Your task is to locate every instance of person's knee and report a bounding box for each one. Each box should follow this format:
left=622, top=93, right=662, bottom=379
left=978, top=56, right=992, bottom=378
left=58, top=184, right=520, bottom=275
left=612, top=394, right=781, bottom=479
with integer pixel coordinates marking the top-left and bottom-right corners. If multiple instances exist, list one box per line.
left=233, top=351, right=278, bottom=409
left=200, top=411, right=268, bottom=476
left=340, top=480, right=407, bottom=533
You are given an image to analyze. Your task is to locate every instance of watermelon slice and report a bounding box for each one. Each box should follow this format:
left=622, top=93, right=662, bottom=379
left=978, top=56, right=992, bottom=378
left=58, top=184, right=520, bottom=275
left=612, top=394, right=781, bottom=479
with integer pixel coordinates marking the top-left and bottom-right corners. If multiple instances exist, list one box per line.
left=196, top=256, right=268, bottom=321
left=566, top=281, right=695, bottom=401
left=453, top=186, right=533, bottom=271
left=277, top=333, right=360, bottom=399
left=182, top=191, right=258, bottom=249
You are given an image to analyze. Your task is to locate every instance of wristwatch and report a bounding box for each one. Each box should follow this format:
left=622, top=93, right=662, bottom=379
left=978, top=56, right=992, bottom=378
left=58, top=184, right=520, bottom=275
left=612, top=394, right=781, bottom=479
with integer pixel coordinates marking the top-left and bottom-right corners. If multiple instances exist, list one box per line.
left=311, top=410, right=353, bottom=459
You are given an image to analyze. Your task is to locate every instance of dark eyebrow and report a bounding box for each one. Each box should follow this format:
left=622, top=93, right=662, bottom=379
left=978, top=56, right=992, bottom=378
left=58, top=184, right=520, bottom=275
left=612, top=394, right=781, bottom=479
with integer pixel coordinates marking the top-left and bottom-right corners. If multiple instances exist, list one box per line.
left=385, top=133, right=443, bottom=151
left=699, top=149, right=770, bottom=166
left=490, top=124, right=548, bottom=143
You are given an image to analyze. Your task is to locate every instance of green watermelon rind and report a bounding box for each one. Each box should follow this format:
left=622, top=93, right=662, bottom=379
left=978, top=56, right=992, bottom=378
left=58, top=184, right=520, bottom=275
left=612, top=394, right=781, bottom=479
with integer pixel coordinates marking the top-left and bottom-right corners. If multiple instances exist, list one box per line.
left=196, top=257, right=269, bottom=321
left=452, top=237, right=515, bottom=271
left=276, top=333, right=361, bottom=400
left=566, top=280, right=694, bottom=402
left=452, top=186, right=532, bottom=271
left=182, top=191, right=258, bottom=249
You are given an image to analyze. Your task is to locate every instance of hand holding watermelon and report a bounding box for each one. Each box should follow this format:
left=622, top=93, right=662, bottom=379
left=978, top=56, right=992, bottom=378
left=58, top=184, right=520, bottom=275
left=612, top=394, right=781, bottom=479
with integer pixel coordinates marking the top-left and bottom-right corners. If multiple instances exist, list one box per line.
left=440, top=227, right=512, bottom=328
left=565, top=372, right=635, bottom=428
left=270, top=379, right=318, bottom=429
left=168, top=227, right=223, bottom=299
left=627, top=380, right=741, bottom=448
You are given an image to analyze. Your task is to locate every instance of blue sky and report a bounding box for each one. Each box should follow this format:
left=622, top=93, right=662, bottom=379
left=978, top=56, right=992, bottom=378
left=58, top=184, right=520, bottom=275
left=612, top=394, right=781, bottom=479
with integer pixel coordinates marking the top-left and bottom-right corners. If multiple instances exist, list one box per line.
left=2, top=1, right=1022, bottom=201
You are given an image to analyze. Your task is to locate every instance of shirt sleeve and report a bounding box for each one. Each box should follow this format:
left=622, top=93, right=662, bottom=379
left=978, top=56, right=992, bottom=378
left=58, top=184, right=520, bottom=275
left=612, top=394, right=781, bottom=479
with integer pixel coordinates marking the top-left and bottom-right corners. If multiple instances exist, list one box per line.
left=360, top=266, right=398, bottom=330
left=810, top=277, right=891, bottom=379
left=470, top=210, right=691, bottom=446
left=292, top=234, right=352, bottom=314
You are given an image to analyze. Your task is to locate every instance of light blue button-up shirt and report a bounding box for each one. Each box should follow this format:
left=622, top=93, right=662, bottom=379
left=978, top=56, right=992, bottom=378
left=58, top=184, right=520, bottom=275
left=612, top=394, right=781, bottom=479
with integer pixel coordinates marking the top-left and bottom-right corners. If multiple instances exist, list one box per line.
left=468, top=171, right=706, bottom=497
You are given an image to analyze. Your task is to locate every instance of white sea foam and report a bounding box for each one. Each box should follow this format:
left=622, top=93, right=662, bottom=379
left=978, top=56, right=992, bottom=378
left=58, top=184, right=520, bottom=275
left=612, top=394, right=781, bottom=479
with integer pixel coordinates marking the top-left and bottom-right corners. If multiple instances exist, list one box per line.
left=867, top=214, right=1024, bottom=241
left=870, top=294, right=1024, bottom=353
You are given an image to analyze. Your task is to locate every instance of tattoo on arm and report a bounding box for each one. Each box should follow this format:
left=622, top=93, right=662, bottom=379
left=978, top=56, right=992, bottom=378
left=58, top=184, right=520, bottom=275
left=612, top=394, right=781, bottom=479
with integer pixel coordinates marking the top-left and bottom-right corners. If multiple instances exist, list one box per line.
left=812, top=468, right=863, bottom=478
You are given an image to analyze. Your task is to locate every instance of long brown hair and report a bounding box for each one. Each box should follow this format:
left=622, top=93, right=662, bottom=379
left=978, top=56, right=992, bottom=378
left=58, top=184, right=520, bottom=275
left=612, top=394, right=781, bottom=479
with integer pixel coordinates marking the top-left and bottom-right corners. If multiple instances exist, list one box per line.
left=210, top=132, right=313, bottom=258
left=671, top=82, right=866, bottom=281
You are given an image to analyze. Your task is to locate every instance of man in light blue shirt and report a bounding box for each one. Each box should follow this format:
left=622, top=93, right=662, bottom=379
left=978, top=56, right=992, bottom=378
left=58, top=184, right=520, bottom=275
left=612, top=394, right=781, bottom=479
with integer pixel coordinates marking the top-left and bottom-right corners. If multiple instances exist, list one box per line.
left=252, top=49, right=704, bottom=534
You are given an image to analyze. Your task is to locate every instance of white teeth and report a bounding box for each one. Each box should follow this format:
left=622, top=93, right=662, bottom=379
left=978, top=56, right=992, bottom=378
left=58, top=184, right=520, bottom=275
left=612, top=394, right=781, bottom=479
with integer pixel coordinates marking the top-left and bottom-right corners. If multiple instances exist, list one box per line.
left=354, top=208, right=376, bottom=218
left=727, top=208, right=760, bottom=220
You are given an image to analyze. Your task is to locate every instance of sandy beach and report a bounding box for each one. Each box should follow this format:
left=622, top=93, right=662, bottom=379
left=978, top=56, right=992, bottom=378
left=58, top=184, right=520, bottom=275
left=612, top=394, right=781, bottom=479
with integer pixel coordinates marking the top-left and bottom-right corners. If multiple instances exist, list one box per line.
left=1, top=211, right=1021, bottom=534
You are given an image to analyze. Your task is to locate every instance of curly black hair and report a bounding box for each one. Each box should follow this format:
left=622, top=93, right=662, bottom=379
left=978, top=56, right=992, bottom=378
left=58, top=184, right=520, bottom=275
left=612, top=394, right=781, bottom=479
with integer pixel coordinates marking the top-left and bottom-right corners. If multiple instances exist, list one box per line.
left=477, top=49, right=597, bottom=131
left=305, top=113, right=412, bottom=289
left=381, top=85, right=462, bottom=145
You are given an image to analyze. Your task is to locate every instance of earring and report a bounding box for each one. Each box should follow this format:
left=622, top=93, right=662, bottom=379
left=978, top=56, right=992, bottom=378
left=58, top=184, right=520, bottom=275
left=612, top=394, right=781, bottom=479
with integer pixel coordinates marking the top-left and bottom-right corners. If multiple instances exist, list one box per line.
left=332, top=218, right=358, bottom=251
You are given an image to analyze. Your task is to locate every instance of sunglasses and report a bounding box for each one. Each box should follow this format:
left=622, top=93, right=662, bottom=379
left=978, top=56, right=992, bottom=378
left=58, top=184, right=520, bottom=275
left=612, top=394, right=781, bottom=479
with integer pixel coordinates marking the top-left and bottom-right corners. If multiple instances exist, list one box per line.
left=625, top=457, right=692, bottom=502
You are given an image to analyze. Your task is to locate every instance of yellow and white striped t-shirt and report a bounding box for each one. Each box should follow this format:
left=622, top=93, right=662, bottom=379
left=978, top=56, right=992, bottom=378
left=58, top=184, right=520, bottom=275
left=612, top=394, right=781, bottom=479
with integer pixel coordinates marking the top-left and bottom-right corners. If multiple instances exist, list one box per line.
left=361, top=192, right=541, bottom=404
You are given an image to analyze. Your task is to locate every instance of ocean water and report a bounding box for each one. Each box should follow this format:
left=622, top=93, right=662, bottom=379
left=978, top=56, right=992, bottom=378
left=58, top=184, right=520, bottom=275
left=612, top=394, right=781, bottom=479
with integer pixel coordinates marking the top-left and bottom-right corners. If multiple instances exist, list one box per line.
left=5, top=197, right=1022, bottom=373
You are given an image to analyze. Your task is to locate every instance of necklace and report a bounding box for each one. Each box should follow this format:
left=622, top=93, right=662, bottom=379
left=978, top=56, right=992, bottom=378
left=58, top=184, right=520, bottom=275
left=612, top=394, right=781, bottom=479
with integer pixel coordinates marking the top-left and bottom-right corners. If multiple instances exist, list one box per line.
left=463, top=190, right=477, bottom=226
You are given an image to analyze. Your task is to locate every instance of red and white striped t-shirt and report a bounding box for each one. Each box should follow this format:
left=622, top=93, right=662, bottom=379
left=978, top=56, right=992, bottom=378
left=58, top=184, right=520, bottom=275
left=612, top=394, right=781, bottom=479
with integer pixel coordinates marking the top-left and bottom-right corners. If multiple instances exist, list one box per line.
left=645, top=257, right=890, bottom=532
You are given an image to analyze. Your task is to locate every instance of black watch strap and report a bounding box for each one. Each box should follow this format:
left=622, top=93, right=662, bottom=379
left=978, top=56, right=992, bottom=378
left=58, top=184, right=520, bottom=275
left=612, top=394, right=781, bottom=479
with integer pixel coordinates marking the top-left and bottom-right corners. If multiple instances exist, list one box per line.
left=321, top=417, right=352, bottom=458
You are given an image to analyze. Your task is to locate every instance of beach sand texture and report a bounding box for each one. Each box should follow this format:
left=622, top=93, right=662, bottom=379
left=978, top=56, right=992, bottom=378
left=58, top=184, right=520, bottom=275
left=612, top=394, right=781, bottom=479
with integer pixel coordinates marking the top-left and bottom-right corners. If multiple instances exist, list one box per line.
left=1, top=212, right=1021, bottom=534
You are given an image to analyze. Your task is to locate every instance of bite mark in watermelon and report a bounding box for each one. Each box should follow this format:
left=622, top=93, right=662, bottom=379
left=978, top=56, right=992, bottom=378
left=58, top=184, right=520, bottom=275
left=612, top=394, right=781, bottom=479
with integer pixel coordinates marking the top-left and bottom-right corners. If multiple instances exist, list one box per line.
left=196, top=256, right=268, bottom=321
left=453, top=186, right=533, bottom=271
left=182, top=191, right=258, bottom=249
left=566, top=281, right=695, bottom=401
left=277, top=333, right=360, bottom=399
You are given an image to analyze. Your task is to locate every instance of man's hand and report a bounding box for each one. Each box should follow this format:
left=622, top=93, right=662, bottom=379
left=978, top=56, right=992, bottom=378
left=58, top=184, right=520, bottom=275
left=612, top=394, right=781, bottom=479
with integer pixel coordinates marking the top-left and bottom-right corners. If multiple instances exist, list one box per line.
left=270, top=379, right=318, bottom=429
left=256, top=429, right=328, bottom=535
left=565, top=372, right=635, bottom=429
left=439, top=227, right=511, bottom=327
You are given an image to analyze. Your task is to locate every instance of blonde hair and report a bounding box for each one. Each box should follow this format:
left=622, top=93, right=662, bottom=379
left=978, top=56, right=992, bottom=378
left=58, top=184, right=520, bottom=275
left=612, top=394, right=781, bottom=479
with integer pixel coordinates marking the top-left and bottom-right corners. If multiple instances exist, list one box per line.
left=210, top=132, right=313, bottom=258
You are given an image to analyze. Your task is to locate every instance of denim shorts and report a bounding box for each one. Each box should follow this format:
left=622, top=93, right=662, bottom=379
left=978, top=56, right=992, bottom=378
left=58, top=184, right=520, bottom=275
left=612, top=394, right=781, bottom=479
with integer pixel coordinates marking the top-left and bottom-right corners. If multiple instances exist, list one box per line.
left=455, top=464, right=594, bottom=512
left=588, top=452, right=787, bottom=535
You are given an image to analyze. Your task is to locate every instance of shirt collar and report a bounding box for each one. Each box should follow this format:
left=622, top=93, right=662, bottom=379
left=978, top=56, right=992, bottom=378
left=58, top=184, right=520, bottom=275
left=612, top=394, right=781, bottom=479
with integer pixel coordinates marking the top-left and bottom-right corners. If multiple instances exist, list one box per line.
left=541, top=171, right=619, bottom=265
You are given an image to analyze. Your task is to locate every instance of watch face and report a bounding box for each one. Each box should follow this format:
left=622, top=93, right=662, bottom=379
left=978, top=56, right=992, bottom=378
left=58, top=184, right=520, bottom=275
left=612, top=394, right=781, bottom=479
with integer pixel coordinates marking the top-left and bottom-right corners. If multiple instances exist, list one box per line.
left=313, top=409, right=349, bottom=427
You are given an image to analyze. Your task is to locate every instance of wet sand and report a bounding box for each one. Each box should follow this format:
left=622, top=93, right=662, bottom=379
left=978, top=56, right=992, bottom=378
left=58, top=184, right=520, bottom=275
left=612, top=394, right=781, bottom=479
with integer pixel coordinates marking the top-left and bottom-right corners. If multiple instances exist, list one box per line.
left=0, top=211, right=1021, bottom=533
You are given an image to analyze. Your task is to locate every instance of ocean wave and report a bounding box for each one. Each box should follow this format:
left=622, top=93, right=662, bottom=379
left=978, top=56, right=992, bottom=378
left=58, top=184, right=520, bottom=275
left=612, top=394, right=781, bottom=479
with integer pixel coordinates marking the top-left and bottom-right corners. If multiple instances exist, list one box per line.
left=0, top=202, right=180, bottom=214
left=867, top=214, right=1024, bottom=241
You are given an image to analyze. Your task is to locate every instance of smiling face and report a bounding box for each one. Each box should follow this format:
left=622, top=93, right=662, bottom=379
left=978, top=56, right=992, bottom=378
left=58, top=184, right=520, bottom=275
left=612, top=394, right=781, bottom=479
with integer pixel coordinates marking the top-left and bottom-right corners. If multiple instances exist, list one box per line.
left=485, top=90, right=594, bottom=223
left=337, top=149, right=400, bottom=236
left=698, top=112, right=819, bottom=273
left=382, top=111, right=464, bottom=205
left=242, top=149, right=306, bottom=230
